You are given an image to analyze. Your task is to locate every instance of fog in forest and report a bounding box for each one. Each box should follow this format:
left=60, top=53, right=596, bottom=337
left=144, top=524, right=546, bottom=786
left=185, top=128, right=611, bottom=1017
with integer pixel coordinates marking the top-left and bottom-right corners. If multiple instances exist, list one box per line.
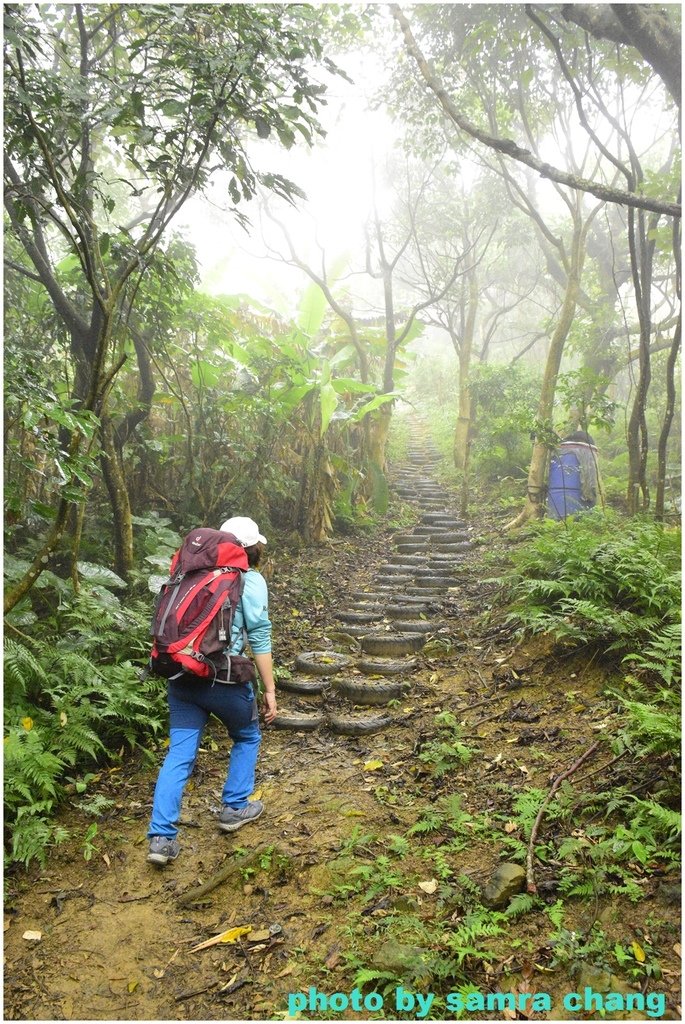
left=4, top=7, right=681, bottom=1019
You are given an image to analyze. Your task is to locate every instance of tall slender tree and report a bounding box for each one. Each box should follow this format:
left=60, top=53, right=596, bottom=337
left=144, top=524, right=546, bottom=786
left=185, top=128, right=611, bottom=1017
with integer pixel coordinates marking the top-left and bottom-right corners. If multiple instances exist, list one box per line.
left=4, top=3, right=340, bottom=608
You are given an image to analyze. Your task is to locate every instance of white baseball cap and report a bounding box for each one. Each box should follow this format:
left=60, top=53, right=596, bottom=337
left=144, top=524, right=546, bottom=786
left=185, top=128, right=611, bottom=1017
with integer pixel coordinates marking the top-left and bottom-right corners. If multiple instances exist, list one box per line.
left=220, top=516, right=267, bottom=547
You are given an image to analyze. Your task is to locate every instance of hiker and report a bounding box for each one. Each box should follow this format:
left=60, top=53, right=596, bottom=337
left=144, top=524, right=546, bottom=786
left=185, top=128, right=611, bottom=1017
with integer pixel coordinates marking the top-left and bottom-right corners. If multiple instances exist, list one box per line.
left=547, top=430, right=603, bottom=520
left=147, top=516, right=277, bottom=866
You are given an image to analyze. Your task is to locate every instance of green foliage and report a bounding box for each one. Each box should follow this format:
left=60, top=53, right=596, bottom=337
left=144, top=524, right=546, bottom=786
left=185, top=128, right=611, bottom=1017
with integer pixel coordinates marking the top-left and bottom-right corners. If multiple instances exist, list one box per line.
left=387, top=834, right=410, bottom=858
left=498, top=511, right=681, bottom=671
left=556, top=368, right=618, bottom=433
left=82, top=823, right=99, bottom=862
left=349, top=855, right=406, bottom=902
left=443, top=911, right=506, bottom=966
left=409, top=794, right=475, bottom=841
left=4, top=638, right=49, bottom=704
left=5, top=5, right=337, bottom=229
left=618, top=689, right=681, bottom=756
left=416, top=712, right=473, bottom=778
left=4, top=556, right=166, bottom=868
left=469, top=364, right=542, bottom=480
left=498, top=513, right=681, bottom=832
left=623, top=625, right=682, bottom=689
left=339, top=826, right=377, bottom=857
left=491, top=509, right=679, bottom=847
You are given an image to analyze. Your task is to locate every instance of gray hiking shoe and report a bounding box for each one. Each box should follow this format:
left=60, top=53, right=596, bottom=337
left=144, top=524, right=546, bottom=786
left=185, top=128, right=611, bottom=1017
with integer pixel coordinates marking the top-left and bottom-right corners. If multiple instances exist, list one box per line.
left=147, top=835, right=180, bottom=865
left=218, top=800, right=264, bottom=833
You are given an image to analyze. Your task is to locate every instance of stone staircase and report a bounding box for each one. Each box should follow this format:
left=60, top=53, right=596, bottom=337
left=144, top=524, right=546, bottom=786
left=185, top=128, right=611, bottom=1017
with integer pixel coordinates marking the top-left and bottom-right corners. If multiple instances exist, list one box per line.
left=272, top=431, right=474, bottom=736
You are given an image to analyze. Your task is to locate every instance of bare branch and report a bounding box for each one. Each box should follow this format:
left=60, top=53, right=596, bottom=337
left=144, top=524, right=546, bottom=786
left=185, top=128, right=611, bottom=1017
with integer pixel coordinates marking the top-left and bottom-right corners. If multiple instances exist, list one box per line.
left=391, top=5, right=680, bottom=219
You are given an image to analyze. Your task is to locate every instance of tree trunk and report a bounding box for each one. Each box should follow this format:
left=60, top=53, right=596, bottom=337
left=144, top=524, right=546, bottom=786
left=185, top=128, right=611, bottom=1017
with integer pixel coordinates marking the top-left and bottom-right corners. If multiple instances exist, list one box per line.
left=100, top=416, right=134, bottom=578
left=460, top=426, right=472, bottom=518
left=626, top=209, right=657, bottom=513
left=656, top=213, right=683, bottom=520
left=505, top=223, right=585, bottom=529
left=453, top=267, right=478, bottom=470
left=366, top=403, right=394, bottom=476
left=70, top=500, right=87, bottom=592
left=296, top=439, right=333, bottom=542
left=4, top=495, right=73, bottom=613
left=654, top=316, right=681, bottom=521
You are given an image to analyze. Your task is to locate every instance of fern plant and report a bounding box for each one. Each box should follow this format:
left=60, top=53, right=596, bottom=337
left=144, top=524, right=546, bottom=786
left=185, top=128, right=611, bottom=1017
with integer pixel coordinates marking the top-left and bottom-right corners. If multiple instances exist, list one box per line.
left=618, top=691, right=681, bottom=756
left=3, top=561, right=166, bottom=868
left=443, top=910, right=505, bottom=965
left=417, top=713, right=473, bottom=778
left=4, top=638, right=49, bottom=704
left=496, top=512, right=681, bottom=679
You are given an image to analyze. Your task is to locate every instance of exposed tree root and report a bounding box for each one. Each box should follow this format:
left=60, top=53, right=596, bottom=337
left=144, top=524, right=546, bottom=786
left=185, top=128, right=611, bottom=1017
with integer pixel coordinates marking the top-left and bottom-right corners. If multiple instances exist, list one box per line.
left=177, top=843, right=272, bottom=907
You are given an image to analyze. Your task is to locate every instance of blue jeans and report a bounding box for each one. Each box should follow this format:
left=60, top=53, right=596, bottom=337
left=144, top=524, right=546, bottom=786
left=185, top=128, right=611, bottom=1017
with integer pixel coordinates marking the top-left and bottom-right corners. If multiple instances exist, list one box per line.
left=148, top=677, right=261, bottom=839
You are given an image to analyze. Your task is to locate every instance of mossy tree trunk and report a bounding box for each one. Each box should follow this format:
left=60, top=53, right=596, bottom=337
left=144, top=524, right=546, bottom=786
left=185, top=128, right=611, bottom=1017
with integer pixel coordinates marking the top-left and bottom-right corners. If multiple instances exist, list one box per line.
left=505, top=216, right=591, bottom=529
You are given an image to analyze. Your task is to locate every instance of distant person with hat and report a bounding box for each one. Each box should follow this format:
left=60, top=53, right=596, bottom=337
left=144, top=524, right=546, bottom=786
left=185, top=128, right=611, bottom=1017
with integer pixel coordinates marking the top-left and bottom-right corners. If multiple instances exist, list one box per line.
left=147, top=516, right=277, bottom=866
left=547, top=430, right=604, bottom=520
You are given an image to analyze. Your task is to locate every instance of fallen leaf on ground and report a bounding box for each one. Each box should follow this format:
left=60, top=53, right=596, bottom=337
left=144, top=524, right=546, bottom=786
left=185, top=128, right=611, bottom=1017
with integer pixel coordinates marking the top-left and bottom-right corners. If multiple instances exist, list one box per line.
left=363, top=760, right=383, bottom=771
left=418, top=879, right=438, bottom=894
left=673, top=943, right=682, bottom=957
left=190, top=925, right=253, bottom=952
left=22, top=930, right=42, bottom=942
left=504, top=821, right=517, bottom=833
left=127, top=980, right=139, bottom=994
left=631, top=940, right=646, bottom=963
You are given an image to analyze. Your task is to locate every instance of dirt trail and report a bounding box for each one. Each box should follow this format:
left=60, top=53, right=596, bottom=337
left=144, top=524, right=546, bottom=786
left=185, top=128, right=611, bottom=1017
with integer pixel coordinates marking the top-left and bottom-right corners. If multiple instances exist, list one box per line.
left=4, top=438, right=681, bottom=1021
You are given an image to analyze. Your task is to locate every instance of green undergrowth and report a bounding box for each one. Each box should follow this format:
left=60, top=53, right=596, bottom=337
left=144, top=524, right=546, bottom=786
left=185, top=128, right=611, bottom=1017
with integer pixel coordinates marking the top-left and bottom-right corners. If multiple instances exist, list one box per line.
left=4, top=600, right=165, bottom=869
left=296, top=710, right=678, bottom=1018
left=3, top=517, right=182, bottom=868
left=487, top=511, right=681, bottom=884
left=495, top=511, right=680, bottom=661
left=491, top=510, right=681, bottom=759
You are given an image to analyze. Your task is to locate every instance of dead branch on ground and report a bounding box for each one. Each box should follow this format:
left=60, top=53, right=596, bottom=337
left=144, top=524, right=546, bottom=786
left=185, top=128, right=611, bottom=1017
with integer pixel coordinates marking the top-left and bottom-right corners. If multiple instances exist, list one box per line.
left=526, top=740, right=601, bottom=893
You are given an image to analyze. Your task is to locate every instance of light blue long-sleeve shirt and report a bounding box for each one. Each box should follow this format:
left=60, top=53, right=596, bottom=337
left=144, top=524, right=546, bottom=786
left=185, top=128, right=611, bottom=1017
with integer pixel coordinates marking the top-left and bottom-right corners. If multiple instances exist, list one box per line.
left=230, top=569, right=272, bottom=655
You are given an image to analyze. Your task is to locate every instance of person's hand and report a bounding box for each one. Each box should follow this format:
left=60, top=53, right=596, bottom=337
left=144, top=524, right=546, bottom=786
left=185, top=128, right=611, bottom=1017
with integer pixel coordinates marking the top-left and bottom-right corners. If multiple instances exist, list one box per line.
left=262, top=691, right=277, bottom=724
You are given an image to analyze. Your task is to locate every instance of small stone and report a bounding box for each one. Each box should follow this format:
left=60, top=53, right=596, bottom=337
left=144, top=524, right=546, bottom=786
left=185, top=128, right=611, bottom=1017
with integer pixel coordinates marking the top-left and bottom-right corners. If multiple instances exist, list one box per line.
left=598, top=903, right=621, bottom=925
left=481, top=863, right=527, bottom=909
left=372, top=938, right=426, bottom=975
left=391, top=895, right=419, bottom=913
left=577, top=964, right=612, bottom=993
left=656, top=881, right=681, bottom=905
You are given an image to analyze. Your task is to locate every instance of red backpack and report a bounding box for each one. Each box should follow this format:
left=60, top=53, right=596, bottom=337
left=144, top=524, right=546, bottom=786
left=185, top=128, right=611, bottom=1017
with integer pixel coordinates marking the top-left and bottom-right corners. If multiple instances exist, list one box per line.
left=149, top=528, right=255, bottom=684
